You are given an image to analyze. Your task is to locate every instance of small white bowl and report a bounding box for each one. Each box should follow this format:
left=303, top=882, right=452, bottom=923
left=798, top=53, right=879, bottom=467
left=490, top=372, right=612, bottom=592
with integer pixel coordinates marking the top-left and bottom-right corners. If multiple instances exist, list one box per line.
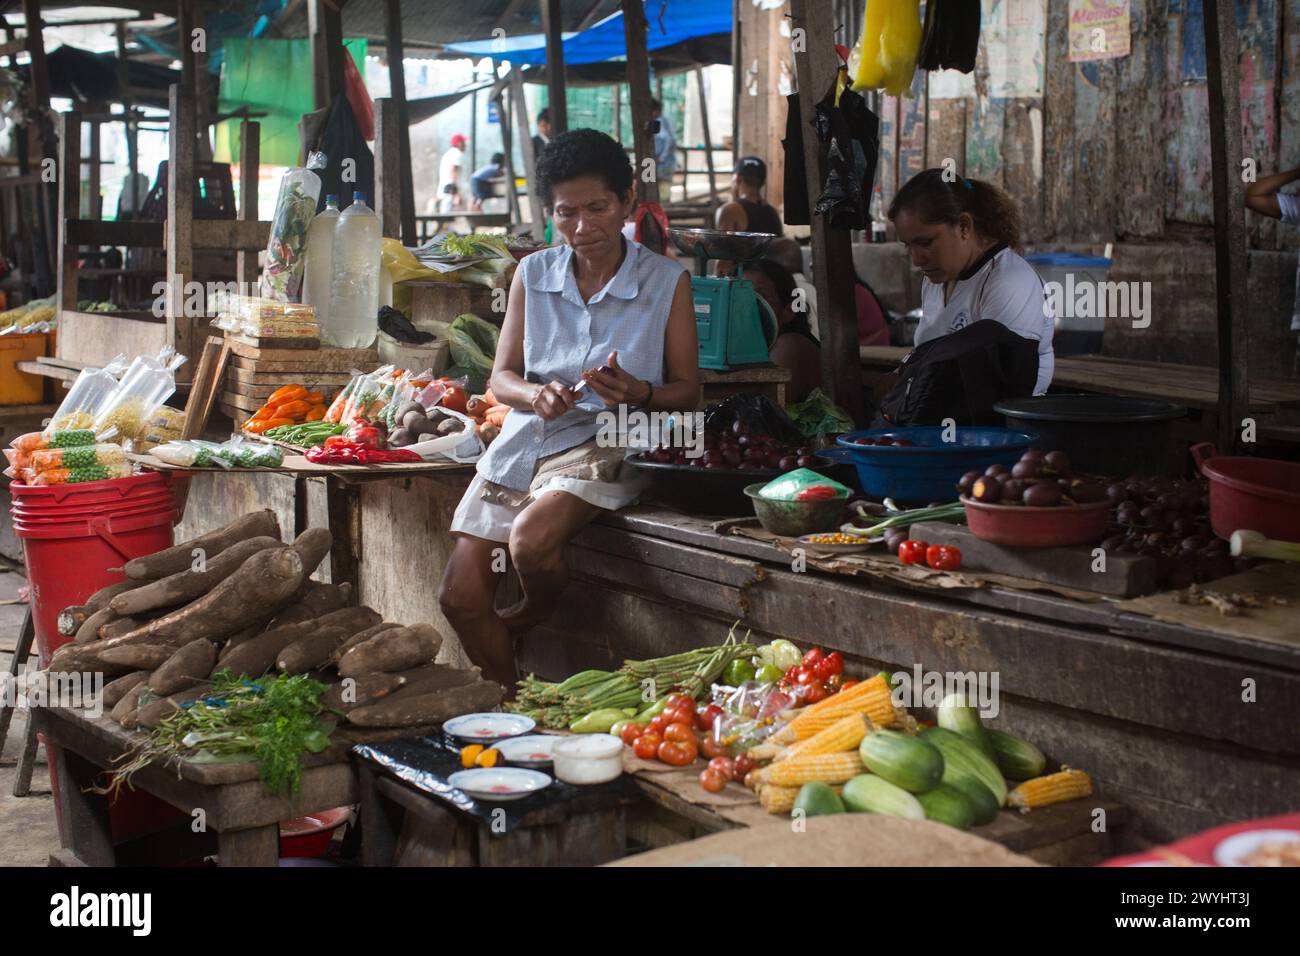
left=493, top=735, right=558, bottom=767
left=447, top=767, right=552, bottom=802
left=552, top=734, right=625, bottom=785
left=443, top=713, right=535, bottom=742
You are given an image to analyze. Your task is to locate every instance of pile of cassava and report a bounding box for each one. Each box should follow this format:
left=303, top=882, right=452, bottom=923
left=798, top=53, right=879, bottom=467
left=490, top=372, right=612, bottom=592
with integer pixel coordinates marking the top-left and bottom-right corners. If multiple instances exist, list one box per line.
left=47, top=510, right=503, bottom=732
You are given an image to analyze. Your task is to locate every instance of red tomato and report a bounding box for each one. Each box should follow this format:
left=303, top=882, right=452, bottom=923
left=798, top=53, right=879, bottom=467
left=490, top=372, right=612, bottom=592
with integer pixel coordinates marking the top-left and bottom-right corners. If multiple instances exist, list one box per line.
left=812, top=658, right=836, bottom=682
left=658, top=738, right=698, bottom=766
left=794, top=668, right=819, bottom=686
left=696, top=704, right=724, bottom=732
left=708, top=756, right=736, bottom=780
left=647, top=714, right=671, bottom=736
left=663, top=722, right=696, bottom=744
left=898, top=539, right=930, bottom=565
left=802, top=648, right=825, bottom=668
left=802, top=681, right=829, bottom=704
left=733, top=753, right=755, bottom=780
left=926, top=544, right=963, bottom=571
left=700, top=735, right=728, bottom=760
left=699, top=768, right=727, bottom=793
left=822, top=651, right=844, bottom=676
left=633, top=732, right=662, bottom=760
left=619, top=722, right=645, bottom=746
left=438, top=385, right=468, bottom=415
left=667, top=693, right=695, bottom=710
left=664, top=704, right=696, bottom=727
left=840, top=678, right=861, bottom=692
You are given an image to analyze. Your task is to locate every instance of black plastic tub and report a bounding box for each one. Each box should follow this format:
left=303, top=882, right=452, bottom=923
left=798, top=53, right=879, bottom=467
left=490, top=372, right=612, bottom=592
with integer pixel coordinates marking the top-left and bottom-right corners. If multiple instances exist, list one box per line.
left=994, top=394, right=1187, bottom=477
left=625, top=453, right=842, bottom=517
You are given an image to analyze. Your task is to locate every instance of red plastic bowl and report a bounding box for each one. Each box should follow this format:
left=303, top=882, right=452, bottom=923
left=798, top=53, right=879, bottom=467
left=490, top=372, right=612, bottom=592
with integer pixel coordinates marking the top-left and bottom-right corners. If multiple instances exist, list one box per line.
left=279, top=806, right=352, bottom=858
left=961, top=496, right=1110, bottom=548
left=1191, top=443, right=1300, bottom=543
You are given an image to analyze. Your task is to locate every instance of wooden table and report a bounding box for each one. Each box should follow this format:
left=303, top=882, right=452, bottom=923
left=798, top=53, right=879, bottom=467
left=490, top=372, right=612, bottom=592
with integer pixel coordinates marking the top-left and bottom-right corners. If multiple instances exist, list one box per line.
left=699, top=364, right=792, bottom=408
left=31, top=702, right=416, bottom=867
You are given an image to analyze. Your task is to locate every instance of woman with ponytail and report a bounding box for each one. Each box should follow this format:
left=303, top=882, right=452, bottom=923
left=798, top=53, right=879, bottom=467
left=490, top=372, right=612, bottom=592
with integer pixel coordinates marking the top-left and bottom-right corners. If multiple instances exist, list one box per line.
left=888, top=169, right=1054, bottom=394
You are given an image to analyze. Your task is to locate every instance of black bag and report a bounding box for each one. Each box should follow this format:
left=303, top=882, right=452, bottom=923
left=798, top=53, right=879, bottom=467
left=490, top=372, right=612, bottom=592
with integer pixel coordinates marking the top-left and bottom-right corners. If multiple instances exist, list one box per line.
left=874, top=321, right=1039, bottom=427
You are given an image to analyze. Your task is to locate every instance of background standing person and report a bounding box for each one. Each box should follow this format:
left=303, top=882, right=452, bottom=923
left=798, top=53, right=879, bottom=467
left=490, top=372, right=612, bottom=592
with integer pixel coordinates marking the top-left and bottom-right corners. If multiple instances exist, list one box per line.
left=651, top=98, right=678, bottom=203
left=1244, top=165, right=1300, bottom=367
left=470, top=152, right=506, bottom=212
left=715, top=156, right=784, bottom=236
left=438, top=133, right=467, bottom=207
left=532, top=108, right=552, bottom=163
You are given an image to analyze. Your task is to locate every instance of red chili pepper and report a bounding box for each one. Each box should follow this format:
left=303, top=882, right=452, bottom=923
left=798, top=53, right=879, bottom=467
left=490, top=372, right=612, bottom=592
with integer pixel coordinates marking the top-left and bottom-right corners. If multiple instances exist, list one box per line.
left=898, top=539, right=929, bottom=565
left=795, top=484, right=840, bottom=501
left=926, top=544, right=962, bottom=571
left=356, top=448, right=421, bottom=464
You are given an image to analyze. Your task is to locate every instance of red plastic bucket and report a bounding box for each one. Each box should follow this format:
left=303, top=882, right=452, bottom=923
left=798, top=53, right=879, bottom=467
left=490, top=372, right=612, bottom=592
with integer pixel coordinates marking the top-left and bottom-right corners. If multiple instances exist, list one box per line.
left=1190, top=443, right=1300, bottom=543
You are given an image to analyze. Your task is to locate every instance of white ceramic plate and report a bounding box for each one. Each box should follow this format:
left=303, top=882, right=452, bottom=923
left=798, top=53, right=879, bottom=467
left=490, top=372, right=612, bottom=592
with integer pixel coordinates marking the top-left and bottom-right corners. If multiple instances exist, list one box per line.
left=443, top=713, right=535, bottom=742
left=1212, top=829, right=1300, bottom=867
left=492, top=735, right=559, bottom=766
left=447, top=767, right=552, bottom=802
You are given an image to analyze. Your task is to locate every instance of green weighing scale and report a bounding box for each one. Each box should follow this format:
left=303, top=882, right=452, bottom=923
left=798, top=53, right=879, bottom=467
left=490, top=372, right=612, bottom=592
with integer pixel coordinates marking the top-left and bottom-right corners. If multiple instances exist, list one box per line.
left=668, top=227, right=780, bottom=371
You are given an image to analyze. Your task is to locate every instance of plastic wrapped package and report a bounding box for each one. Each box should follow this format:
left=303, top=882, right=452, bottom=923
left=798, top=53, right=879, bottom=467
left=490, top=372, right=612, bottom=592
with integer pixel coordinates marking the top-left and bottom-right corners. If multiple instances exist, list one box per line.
left=12, top=428, right=100, bottom=454
left=140, top=405, right=185, bottom=445
left=29, top=462, right=135, bottom=485
left=259, top=152, right=326, bottom=302
left=46, top=355, right=128, bottom=433
left=30, top=443, right=128, bottom=472
left=212, top=293, right=319, bottom=339
left=849, top=0, right=923, bottom=96
left=325, top=365, right=399, bottom=424
left=757, top=468, right=852, bottom=502
left=92, top=348, right=187, bottom=440
left=150, top=436, right=283, bottom=469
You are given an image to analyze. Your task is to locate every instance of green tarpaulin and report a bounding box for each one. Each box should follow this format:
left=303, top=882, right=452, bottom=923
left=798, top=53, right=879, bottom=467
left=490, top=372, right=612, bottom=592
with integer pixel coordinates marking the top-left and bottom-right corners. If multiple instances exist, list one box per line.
left=215, top=37, right=368, bottom=167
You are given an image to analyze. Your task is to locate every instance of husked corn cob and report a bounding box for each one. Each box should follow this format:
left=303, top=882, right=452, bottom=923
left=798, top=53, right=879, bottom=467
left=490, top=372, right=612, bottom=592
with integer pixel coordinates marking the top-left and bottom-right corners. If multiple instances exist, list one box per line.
left=758, top=783, right=843, bottom=814
left=775, top=713, right=872, bottom=763
left=758, top=750, right=864, bottom=787
left=1008, top=768, right=1093, bottom=809
left=773, top=674, right=895, bottom=744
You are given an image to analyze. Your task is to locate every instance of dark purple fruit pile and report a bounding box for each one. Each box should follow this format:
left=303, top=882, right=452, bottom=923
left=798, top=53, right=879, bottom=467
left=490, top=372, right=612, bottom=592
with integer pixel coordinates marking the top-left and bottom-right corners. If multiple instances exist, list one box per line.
left=958, top=449, right=1108, bottom=508
left=636, top=419, right=816, bottom=472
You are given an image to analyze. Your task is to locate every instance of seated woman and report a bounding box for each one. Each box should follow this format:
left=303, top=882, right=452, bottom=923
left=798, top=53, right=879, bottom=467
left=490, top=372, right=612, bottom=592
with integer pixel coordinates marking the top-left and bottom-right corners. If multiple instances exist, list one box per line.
left=888, top=169, right=1053, bottom=394
left=438, top=129, right=700, bottom=688
left=746, top=258, right=822, bottom=403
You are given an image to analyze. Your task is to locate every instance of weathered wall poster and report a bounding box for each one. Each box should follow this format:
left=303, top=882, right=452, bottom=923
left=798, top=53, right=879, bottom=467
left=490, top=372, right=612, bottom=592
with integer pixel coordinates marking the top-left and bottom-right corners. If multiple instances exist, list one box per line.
left=1068, top=0, right=1132, bottom=62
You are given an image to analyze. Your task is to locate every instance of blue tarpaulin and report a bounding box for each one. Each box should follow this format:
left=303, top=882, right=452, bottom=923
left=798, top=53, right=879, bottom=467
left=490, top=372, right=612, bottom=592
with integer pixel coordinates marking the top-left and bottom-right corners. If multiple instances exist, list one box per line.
left=444, top=0, right=731, bottom=65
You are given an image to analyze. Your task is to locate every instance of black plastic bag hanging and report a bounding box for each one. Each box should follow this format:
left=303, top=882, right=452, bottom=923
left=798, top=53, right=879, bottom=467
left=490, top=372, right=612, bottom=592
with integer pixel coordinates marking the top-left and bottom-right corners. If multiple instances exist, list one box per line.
left=310, top=93, right=375, bottom=212
left=810, top=75, right=880, bottom=231
left=702, top=393, right=807, bottom=446
left=917, top=0, right=981, bottom=74
left=782, top=92, right=810, bottom=227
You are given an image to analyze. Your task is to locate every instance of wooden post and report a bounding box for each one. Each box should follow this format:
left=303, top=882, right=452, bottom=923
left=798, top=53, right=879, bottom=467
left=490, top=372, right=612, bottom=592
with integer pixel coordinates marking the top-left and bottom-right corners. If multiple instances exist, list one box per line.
left=236, top=120, right=260, bottom=290
left=788, top=0, right=865, bottom=425
left=373, top=98, right=401, bottom=238
left=1203, top=0, right=1250, bottom=454
left=621, top=0, right=656, bottom=207
left=87, top=114, right=103, bottom=220
left=309, top=0, right=346, bottom=112
left=115, top=23, right=139, bottom=202
left=540, top=0, right=568, bottom=134
left=384, top=0, right=417, bottom=245
left=22, top=0, right=49, bottom=110
left=56, top=111, right=82, bottom=319
left=730, top=0, right=741, bottom=157
left=613, top=83, right=622, bottom=142
left=166, top=84, right=196, bottom=382
left=177, top=0, right=197, bottom=90
left=695, top=66, right=718, bottom=211
left=492, top=63, right=521, bottom=225
left=509, top=67, right=546, bottom=235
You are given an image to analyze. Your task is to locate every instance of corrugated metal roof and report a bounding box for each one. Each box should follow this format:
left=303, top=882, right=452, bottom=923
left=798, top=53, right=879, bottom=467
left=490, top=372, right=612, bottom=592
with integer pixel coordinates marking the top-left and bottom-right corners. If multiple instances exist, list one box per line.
left=273, top=0, right=624, bottom=51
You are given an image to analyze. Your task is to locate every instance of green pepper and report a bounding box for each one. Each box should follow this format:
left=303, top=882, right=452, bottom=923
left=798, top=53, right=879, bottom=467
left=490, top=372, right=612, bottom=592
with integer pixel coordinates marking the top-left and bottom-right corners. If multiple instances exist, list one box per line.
left=756, top=663, right=785, bottom=684
left=569, top=708, right=629, bottom=734
left=635, top=696, right=670, bottom=721
left=723, top=659, right=756, bottom=686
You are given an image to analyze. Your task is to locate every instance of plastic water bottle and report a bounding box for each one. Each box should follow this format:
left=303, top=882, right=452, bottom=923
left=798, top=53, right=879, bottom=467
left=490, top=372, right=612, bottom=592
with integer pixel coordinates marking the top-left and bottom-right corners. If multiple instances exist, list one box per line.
left=326, top=191, right=381, bottom=348
left=303, top=194, right=339, bottom=335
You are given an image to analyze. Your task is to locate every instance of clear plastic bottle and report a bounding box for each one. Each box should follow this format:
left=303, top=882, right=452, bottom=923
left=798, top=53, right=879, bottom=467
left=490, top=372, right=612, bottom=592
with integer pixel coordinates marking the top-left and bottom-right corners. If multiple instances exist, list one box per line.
left=326, top=191, right=381, bottom=349
left=303, top=194, right=340, bottom=336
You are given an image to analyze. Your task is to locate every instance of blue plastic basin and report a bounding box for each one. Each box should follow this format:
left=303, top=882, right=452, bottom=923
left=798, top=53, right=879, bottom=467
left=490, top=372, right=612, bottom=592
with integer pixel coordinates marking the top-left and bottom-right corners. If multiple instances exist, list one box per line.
left=832, top=426, right=1040, bottom=503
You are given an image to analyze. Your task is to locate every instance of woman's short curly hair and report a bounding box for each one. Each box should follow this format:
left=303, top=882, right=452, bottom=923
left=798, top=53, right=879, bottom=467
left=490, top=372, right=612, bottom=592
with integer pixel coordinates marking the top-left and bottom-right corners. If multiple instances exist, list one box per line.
left=535, top=128, right=634, bottom=207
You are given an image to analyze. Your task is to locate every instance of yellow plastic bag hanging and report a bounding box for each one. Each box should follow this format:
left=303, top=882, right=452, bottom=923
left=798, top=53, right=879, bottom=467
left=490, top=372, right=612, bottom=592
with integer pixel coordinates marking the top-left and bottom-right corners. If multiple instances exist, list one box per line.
left=849, top=0, right=922, bottom=97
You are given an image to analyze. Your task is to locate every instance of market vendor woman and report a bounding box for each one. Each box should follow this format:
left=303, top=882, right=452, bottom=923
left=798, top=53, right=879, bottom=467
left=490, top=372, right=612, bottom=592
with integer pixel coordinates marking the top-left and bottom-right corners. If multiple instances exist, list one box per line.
left=889, top=169, right=1054, bottom=395
left=439, top=129, right=700, bottom=688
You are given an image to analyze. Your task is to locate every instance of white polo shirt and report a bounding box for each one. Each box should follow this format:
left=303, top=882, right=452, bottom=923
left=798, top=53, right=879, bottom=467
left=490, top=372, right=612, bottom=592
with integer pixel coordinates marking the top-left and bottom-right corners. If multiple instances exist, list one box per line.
left=918, top=244, right=1054, bottom=395
left=1275, top=193, right=1300, bottom=331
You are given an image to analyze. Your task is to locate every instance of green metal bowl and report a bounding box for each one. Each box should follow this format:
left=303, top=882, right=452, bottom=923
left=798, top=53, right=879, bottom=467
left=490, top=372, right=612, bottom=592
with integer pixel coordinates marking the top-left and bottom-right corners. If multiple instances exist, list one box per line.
left=743, top=483, right=849, bottom=537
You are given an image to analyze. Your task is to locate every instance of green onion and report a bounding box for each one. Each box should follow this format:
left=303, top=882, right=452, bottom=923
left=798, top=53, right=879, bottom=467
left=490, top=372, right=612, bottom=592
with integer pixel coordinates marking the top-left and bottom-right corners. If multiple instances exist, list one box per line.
left=839, top=501, right=965, bottom=539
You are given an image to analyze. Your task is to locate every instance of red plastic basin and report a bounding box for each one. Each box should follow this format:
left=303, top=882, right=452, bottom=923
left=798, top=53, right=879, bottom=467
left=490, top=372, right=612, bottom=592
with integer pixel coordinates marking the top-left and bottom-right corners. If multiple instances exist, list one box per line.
left=279, top=807, right=352, bottom=858
left=1191, top=443, right=1300, bottom=543
left=961, top=496, right=1110, bottom=548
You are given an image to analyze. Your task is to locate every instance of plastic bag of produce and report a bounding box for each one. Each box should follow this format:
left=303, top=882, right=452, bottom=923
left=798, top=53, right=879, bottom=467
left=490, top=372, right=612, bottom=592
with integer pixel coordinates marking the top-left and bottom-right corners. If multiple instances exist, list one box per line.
left=46, top=354, right=128, bottom=434
left=259, top=152, right=326, bottom=302
left=29, top=461, right=135, bottom=485
left=220, top=436, right=283, bottom=468
left=149, top=439, right=234, bottom=469
left=444, top=313, right=499, bottom=395
left=786, top=388, right=856, bottom=440
left=703, top=393, right=806, bottom=446
left=92, top=348, right=187, bottom=440
left=758, top=467, right=851, bottom=502
left=212, top=293, right=318, bottom=339
left=404, top=407, right=484, bottom=463
left=30, top=443, right=128, bottom=473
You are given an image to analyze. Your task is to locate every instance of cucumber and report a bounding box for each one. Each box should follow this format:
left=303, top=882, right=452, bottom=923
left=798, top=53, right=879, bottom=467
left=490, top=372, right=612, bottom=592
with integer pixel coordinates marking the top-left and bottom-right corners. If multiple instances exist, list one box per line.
left=793, top=782, right=845, bottom=817
left=921, top=726, right=1008, bottom=806
left=917, top=783, right=975, bottom=831
left=858, top=729, right=944, bottom=794
left=987, top=728, right=1047, bottom=780
left=936, top=692, right=994, bottom=758
left=947, top=776, right=1001, bottom=826
left=841, top=774, right=925, bottom=819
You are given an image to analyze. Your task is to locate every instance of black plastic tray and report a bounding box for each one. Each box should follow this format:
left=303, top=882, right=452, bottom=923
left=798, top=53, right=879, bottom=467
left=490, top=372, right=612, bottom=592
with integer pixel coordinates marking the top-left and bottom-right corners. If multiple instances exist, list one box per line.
left=626, top=452, right=838, bottom=517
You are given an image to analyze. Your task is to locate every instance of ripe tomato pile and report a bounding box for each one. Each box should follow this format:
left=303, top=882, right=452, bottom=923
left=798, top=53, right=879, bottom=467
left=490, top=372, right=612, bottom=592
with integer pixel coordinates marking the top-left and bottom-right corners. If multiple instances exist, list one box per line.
left=897, top=540, right=962, bottom=571
left=776, top=648, right=849, bottom=705
left=620, top=694, right=757, bottom=789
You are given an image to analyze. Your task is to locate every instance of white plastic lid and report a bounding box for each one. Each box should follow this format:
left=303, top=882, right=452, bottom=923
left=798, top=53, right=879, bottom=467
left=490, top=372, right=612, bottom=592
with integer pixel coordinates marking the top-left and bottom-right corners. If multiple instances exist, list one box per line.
left=553, top=734, right=623, bottom=759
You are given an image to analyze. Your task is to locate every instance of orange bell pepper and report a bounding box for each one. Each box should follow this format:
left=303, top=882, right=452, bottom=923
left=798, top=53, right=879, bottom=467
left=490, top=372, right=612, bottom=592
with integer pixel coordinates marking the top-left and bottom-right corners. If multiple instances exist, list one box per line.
left=250, top=404, right=277, bottom=422
left=276, top=399, right=312, bottom=419
left=268, top=384, right=308, bottom=407
left=245, top=417, right=294, bottom=434
left=305, top=405, right=326, bottom=421
left=304, top=391, right=325, bottom=404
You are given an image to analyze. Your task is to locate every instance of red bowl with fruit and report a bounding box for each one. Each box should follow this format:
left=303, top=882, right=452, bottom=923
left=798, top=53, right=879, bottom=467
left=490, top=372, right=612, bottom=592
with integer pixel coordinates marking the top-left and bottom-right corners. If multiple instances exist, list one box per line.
left=961, top=495, right=1111, bottom=547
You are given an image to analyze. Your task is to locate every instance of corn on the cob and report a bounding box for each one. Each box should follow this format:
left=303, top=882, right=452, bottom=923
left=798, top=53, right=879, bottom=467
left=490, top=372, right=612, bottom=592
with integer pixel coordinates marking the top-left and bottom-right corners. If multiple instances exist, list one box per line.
left=758, top=783, right=843, bottom=814
left=775, top=713, right=871, bottom=762
left=773, top=674, right=895, bottom=744
left=758, top=750, right=864, bottom=787
left=1008, top=768, right=1092, bottom=809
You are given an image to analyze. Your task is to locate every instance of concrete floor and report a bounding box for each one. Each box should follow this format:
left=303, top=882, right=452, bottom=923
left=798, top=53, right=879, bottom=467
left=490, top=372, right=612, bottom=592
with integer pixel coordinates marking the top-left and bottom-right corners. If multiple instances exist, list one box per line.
left=0, top=562, right=61, bottom=867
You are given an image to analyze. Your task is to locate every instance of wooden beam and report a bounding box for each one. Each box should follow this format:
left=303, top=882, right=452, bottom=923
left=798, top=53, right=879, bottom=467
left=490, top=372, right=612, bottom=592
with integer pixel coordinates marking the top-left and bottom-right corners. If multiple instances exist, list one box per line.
left=309, top=0, right=346, bottom=112
left=1203, top=0, right=1250, bottom=454
left=191, top=219, right=270, bottom=251
left=22, top=0, right=50, bottom=109
left=115, top=23, right=139, bottom=195
left=509, top=67, right=546, bottom=236
left=730, top=0, right=741, bottom=156
left=86, top=112, right=102, bottom=220
left=621, top=0, right=656, bottom=207
left=373, top=98, right=400, bottom=238
left=492, top=61, right=521, bottom=225
left=492, top=0, right=527, bottom=31
left=540, top=0, right=568, bottom=133
left=56, top=110, right=81, bottom=317
left=176, top=0, right=196, bottom=90
left=789, top=0, right=865, bottom=425
left=236, top=120, right=260, bottom=289
left=694, top=66, right=718, bottom=211
left=384, top=0, right=417, bottom=245
left=166, top=83, right=196, bottom=381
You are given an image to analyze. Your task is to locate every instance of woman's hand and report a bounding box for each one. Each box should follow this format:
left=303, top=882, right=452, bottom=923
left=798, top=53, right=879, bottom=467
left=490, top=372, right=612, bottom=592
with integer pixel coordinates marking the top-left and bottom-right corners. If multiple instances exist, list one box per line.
left=582, top=352, right=651, bottom=407
left=531, top=381, right=579, bottom=421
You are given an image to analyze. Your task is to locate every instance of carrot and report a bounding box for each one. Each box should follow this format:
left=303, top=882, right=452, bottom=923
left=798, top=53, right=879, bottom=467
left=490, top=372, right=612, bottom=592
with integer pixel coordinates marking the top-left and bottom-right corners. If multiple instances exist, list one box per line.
left=268, top=384, right=308, bottom=406
left=484, top=387, right=497, bottom=405
left=483, top=404, right=509, bottom=428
